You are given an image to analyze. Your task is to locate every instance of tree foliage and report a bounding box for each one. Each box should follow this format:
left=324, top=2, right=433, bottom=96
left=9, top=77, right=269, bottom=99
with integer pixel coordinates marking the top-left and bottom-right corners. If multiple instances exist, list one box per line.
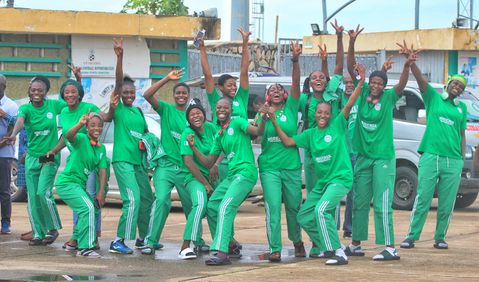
left=121, top=0, right=189, bottom=16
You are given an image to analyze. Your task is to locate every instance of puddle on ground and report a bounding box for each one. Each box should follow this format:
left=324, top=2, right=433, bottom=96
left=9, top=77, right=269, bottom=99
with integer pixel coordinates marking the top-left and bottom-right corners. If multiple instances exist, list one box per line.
left=8, top=273, right=144, bottom=281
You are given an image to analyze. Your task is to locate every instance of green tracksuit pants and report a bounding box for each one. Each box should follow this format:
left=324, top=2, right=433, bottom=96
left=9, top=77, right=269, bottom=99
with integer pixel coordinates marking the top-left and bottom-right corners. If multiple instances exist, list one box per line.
left=208, top=174, right=256, bottom=253
left=144, top=158, right=191, bottom=247
left=183, top=179, right=208, bottom=243
left=56, top=183, right=98, bottom=249
left=297, top=182, right=350, bottom=252
left=352, top=156, right=396, bottom=245
left=112, top=161, right=153, bottom=240
left=406, top=153, right=463, bottom=241
left=25, top=153, right=62, bottom=239
left=260, top=169, right=302, bottom=252
left=304, top=152, right=317, bottom=193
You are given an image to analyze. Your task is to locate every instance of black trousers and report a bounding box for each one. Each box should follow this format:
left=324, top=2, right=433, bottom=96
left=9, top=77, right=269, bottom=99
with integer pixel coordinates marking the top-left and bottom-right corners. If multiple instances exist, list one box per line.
left=0, top=158, right=12, bottom=224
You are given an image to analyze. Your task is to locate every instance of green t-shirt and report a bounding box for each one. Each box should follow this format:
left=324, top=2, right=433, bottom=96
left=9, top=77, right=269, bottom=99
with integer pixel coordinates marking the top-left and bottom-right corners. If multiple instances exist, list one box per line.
left=56, top=133, right=107, bottom=187
left=156, top=100, right=187, bottom=166
left=60, top=102, right=100, bottom=135
left=353, top=83, right=399, bottom=159
left=112, top=102, right=148, bottom=165
left=210, top=118, right=257, bottom=180
left=207, top=86, right=249, bottom=123
left=257, top=95, right=301, bottom=172
left=18, top=99, right=67, bottom=157
left=299, top=74, right=343, bottom=130
left=339, top=90, right=359, bottom=156
left=293, top=114, right=352, bottom=190
left=418, top=84, right=467, bottom=159
left=180, top=122, right=217, bottom=184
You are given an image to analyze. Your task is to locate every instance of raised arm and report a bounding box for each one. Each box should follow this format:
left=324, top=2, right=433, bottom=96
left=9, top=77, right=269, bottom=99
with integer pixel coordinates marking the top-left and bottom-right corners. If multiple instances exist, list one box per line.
left=397, top=41, right=427, bottom=93
left=291, top=40, right=302, bottom=100
left=394, top=47, right=417, bottom=96
left=68, top=64, right=82, bottom=84
left=342, top=64, right=365, bottom=119
left=347, top=25, right=364, bottom=82
left=238, top=27, right=251, bottom=90
left=143, top=69, right=185, bottom=111
left=113, top=38, right=123, bottom=89
left=267, top=111, right=296, bottom=147
left=199, top=39, right=216, bottom=94
left=65, top=114, right=89, bottom=143
left=319, top=44, right=329, bottom=79
left=187, top=134, right=218, bottom=169
left=381, top=55, right=394, bottom=73
left=331, top=19, right=344, bottom=75
left=183, top=155, right=213, bottom=193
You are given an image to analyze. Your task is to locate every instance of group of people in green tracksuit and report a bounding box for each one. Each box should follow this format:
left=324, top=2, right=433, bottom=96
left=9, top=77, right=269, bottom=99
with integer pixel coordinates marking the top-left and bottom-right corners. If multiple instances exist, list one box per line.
left=3, top=21, right=469, bottom=264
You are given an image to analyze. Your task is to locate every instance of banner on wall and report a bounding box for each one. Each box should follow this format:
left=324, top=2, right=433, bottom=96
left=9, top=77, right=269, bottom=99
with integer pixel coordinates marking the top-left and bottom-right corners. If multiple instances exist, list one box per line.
left=458, top=51, right=479, bottom=91
left=71, top=35, right=151, bottom=78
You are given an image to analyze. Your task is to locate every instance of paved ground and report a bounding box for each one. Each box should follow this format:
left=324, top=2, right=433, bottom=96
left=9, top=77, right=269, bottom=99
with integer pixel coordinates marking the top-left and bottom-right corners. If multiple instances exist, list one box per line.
left=0, top=199, right=478, bottom=281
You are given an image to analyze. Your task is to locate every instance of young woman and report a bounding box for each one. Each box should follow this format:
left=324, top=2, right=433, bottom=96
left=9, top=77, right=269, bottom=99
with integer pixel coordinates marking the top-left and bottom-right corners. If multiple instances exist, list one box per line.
left=399, top=43, right=466, bottom=250
left=200, top=28, right=251, bottom=122
left=140, top=69, right=201, bottom=255
left=5, top=76, right=66, bottom=246
left=107, top=38, right=153, bottom=254
left=344, top=34, right=416, bottom=261
left=178, top=98, right=218, bottom=259
left=188, top=98, right=264, bottom=266
left=269, top=64, right=365, bottom=266
left=299, top=19, right=345, bottom=257
left=257, top=41, right=304, bottom=262
left=55, top=112, right=107, bottom=257
left=48, top=70, right=109, bottom=250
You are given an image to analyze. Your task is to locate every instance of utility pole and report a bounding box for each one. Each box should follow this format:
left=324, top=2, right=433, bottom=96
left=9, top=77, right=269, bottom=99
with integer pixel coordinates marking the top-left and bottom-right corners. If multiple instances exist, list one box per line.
left=415, top=0, right=420, bottom=29
left=321, top=0, right=356, bottom=34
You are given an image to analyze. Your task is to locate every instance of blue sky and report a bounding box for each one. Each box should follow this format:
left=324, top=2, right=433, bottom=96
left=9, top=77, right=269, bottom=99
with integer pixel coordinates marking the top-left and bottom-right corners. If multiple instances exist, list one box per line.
left=10, top=0, right=471, bottom=42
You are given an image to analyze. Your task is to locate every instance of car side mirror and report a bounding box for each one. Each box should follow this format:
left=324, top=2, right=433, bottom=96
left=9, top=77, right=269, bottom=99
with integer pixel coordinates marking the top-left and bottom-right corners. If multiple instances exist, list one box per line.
left=417, top=109, right=426, bottom=124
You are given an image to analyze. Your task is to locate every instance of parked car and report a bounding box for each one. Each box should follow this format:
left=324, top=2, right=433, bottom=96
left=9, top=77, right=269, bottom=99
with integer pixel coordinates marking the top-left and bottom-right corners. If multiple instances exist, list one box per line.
left=186, top=72, right=479, bottom=209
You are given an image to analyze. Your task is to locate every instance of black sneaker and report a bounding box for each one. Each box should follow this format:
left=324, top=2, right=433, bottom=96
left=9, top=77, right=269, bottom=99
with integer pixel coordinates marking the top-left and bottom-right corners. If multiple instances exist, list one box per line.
left=136, top=238, right=164, bottom=250
left=343, top=231, right=352, bottom=239
left=400, top=239, right=415, bottom=249
left=433, top=240, right=448, bottom=249
left=205, top=252, right=231, bottom=266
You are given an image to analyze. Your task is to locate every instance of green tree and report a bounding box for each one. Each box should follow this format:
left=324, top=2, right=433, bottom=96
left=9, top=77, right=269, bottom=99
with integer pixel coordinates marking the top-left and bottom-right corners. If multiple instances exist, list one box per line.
left=121, top=0, right=188, bottom=16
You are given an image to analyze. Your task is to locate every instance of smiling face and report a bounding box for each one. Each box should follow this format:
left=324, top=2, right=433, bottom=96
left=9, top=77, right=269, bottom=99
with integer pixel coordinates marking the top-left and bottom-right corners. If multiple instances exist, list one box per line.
left=266, top=84, right=286, bottom=105
left=174, top=85, right=190, bottom=107
left=315, top=102, right=332, bottom=128
left=188, top=108, right=205, bottom=129
left=121, top=83, right=136, bottom=106
left=344, top=75, right=354, bottom=96
left=86, top=116, right=104, bottom=141
left=219, top=78, right=237, bottom=98
left=447, top=80, right=465, bottom=98
left=29, top=81, right=47, bottom=104
left=369, top=76, right=385, bottom=97
left=63, top=84, right=80, bottom=107
left=215, top=99, right=232, bottom=123
left=309, top=71, right=327, bottom=93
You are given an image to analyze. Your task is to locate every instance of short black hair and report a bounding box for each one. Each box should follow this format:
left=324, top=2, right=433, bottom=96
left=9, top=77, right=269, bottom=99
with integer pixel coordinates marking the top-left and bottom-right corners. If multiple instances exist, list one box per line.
left=123, top=75, right=135, bottom=85
left=174, top=82, right=190, bottom=94
left=218, top=74, right=235, bottom=86
left=30, top=76, right=51, bottom=92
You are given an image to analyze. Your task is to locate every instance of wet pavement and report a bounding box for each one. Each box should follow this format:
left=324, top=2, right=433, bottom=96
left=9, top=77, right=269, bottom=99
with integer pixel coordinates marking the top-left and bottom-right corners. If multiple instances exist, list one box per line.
left=1, top=200, right=479, bottom=281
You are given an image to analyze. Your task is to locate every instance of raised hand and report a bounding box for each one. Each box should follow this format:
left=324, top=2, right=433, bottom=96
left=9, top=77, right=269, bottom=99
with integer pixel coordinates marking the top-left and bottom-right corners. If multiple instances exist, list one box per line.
left=198, top=38, right=205, bottom=48
left=186, top=134, right=195, bottom=147
left=290, top=40, right=302, bottom=60
left=109, top=91, right=119, bottom=110
left=382, top=55, right=395, bottom=71
left=79, top=112, right=90, bottom=125
left=238, top=27, right=251, bottom=44
left=348, top=24, right=364, bottom=41
left=68, top=64, right=82, bottom=80
left=330, top=19, right=344, bottom=35
left=355, top=63, right=366, bottom=81
left=167, top=68, right=185, bottom=80
left=113, top=38, right=123, bottom=57
left=405, top=49, right=419, bottom=66
left=396, top=40, right=421, bottom=60
left=318, top=44, right=328, bottom=61
left=257, top=103, right=270, bottom=118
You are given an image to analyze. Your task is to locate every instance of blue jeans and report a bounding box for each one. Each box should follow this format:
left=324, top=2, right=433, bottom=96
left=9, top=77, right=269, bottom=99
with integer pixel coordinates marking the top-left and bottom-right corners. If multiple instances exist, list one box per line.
left=72, top=172, right=101, bottom=232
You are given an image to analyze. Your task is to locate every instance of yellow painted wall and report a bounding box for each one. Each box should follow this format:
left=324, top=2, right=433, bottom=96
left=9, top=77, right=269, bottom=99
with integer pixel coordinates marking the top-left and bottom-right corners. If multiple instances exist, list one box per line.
left=303, top=28, right=479, bottom=54
left=0, top=8, right=220, bottom=39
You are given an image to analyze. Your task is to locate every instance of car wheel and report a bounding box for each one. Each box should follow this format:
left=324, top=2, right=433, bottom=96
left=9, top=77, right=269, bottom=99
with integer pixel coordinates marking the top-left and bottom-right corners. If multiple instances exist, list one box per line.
left=393, top=166, right=417, bottom=210
left=10, top=159, right=27, bottom=202
left=454, top=192, right=478, bottom=209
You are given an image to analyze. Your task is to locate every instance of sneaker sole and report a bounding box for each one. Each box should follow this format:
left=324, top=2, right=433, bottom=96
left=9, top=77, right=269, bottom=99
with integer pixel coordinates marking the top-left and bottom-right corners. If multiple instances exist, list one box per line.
left=109, top=249, right=133, bottom=254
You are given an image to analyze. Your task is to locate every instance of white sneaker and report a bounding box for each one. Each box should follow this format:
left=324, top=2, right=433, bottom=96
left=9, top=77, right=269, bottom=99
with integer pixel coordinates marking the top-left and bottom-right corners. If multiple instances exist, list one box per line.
left=77, top=249, right=101, bottom=258
left=178, top=247, right=197, bottom=260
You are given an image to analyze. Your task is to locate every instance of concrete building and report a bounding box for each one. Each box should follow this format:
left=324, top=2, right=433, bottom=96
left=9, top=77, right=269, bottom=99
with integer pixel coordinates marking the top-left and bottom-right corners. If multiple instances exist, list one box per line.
left=0, top=8, right=220, bottom=105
